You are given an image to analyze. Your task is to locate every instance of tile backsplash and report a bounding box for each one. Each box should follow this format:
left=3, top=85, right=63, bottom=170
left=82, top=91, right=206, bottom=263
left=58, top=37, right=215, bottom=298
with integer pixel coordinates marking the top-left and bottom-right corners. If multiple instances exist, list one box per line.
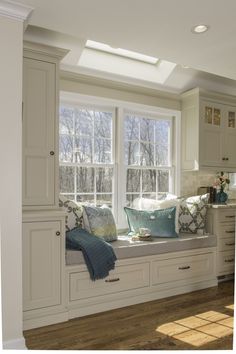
left=180, top=170, right=236, bottom=199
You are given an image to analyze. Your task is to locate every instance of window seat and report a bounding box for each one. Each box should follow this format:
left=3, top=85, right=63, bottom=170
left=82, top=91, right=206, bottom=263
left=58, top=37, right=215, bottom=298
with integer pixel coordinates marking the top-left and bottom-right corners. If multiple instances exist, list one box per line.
left=66, top=233, right=217, bottom=266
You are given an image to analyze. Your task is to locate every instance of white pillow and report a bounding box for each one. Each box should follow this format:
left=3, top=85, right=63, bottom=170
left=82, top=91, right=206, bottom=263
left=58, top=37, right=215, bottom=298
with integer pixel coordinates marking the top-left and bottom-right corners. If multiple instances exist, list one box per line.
left=131, top=196, right=180, bottom=234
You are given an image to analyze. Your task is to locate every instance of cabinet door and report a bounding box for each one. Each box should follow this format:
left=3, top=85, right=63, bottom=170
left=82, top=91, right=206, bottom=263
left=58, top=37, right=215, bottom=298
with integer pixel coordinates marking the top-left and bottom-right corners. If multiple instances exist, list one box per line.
left=23, top=221, right=61, bottom=311
left=199, top=101, right=224, bottom=167
left=22, top=58, right=56, bottom=207
left=223, top=106, right=236, bottom=166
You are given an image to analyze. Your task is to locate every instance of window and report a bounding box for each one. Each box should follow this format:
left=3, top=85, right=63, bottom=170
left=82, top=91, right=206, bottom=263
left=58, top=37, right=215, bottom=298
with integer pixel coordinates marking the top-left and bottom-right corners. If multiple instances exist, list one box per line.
left=59, top=96, right=178, bottom=228
left=124, top=111, right=173, bottom=206
left=59, top=104, right=114, bottom=208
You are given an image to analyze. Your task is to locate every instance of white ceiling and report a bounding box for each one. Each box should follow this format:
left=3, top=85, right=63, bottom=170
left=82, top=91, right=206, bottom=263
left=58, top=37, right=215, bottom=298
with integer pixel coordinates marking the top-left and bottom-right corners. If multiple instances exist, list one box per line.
left=17, top=0, right=236, bottom=93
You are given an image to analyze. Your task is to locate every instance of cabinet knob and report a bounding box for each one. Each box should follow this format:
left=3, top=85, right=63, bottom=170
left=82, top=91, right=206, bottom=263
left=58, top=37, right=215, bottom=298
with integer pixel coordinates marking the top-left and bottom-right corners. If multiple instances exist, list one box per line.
left=222, top=157, right=226, bottom=161
left=50, top=151, right=55, bottom=156
left=56, top=231, right=61, bottom=236
left=225, top=157, right=229, bottom=161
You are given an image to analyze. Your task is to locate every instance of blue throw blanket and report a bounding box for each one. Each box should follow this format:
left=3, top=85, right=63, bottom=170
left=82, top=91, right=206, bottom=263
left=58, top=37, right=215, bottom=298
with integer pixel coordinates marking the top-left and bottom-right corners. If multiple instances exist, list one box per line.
left=66, top=228, right=117, bottom=281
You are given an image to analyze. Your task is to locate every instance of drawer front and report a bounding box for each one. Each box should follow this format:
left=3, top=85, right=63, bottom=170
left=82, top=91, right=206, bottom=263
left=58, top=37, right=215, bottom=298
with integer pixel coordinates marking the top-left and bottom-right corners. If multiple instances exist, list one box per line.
left=218, top=250, right=235, bottom=275
left=218, top=209, right=236, bottom=223
left=70, top=262, right=150, bottom=301
left=152, top=253, right=214, bottom=285
left=218, top=237, right=235, bottom=251
left=218, top=224, right=235, bottom=238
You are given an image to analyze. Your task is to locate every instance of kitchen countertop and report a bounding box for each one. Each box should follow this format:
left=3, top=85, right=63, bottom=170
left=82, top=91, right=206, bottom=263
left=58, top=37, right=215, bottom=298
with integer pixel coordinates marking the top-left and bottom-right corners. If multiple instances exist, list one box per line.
left=207, top=199, right=236, bottom=208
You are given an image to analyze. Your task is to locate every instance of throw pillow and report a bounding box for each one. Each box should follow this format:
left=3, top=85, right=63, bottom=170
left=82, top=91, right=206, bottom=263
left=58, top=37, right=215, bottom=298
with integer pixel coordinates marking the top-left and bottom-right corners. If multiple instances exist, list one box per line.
left=59, top=195, right=83, bottom=231
left=83, top=205, right=117, bottom=242
left=131, top=196, right=180, bottom=233
left=178, top=193, right=209, bottom=233
left=124, top=206, right=178, bottom=238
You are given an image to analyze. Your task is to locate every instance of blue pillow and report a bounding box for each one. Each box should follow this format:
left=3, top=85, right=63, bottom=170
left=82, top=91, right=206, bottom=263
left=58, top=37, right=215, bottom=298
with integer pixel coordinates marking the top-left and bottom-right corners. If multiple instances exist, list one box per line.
left=124, top=206, right=178, bottom=238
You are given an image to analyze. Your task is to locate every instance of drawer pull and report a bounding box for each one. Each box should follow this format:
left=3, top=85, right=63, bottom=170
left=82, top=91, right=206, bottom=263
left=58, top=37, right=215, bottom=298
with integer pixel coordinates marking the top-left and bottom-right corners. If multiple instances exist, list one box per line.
left=225, top=242, right=235, bottom=246
left=56, top=231, right=61, bottom=236
left=178, top=266, right=190, bottom=270
left=225, top=259, right=234, bottom=263
left=105, top=278, right=120, bottom=283
left=225, top=215, right=235, bottom=218
left=225, top=230, right=235, bottom=234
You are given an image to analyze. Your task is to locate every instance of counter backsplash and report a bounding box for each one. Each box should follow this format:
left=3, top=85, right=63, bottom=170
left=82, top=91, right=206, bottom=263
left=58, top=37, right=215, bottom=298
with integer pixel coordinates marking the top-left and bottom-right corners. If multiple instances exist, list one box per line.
left=180, top=170, right=236, bottom=199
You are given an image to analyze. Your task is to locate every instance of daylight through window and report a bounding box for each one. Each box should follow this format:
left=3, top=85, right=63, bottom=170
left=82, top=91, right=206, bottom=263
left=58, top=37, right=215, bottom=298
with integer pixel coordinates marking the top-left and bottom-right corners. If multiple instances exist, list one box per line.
left=59, top=100, right=176, bottom=226
left=59, top=104, right=114, bottom=208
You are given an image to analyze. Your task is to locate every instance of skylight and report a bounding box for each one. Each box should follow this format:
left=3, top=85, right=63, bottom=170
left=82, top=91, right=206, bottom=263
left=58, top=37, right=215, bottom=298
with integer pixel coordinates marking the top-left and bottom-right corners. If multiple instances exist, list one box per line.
left=86, top=40, right=159, bottom=65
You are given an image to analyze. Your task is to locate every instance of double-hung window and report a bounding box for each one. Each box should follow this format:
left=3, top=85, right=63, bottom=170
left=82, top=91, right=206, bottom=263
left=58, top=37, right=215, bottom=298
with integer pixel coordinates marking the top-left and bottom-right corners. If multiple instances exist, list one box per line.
left=59, top=103, right=115, bottom=209
left=59, top=97, right=177, bottom=228
left=124, top=111, right=173, bottom=206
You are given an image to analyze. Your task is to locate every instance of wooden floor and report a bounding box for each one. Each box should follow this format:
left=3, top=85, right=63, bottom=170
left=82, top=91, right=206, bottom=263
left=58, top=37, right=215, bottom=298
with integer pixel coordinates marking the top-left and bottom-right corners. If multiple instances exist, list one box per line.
left=24, top=280, right=234, bottom=350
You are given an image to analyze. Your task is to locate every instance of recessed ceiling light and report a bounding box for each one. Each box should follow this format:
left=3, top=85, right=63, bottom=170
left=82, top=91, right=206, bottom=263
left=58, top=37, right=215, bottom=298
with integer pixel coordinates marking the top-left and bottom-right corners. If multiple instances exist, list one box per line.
left=85, top=40, right=159, bottom=64
left=191, top=24, right=210, bottom=34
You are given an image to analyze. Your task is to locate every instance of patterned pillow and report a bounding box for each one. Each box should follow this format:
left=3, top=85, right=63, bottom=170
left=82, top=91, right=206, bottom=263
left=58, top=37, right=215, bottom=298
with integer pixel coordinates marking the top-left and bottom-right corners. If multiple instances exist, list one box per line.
left=59, top=195, right=83, bottom=231
left=124, top=206, right=178, bottom=238
left=83, top=205, right=117, bottom=242
left=178, top=194, right=209, bottom=233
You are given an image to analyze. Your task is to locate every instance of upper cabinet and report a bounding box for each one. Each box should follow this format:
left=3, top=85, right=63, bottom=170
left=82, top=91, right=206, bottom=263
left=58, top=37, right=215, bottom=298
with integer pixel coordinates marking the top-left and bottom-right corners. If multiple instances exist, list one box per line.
left=181, top=88, right=236, bottom=171
left=22, top=42, right=68, bottom=209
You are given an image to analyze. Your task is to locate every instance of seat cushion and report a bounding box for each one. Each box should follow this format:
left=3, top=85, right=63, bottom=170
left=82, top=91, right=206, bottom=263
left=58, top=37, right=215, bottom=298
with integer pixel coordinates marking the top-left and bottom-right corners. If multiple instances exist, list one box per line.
left=66, top=233, right=217, bottom=265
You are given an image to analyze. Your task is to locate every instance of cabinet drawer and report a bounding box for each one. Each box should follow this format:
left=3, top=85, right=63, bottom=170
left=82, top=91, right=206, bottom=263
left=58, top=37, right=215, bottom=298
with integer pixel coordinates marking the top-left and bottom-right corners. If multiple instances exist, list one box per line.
left=70, top=262, right=150, bottom=301
left=152, top=253, right=214, bottom=285
left=218, top=250, right=235, bottom=275
left=218, top=237, right=235, bottom=251
left=218, top=209, right=236, bottom=222
left=218, top=224, right=235, bottom=238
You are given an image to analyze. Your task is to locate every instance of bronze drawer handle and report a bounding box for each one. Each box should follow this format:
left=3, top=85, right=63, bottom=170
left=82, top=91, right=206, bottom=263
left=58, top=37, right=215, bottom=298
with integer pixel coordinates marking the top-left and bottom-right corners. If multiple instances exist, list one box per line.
left=225, top=230, right=235, bottom=234
left=225, top=242, right=235, bottom=246
left=225, top=259, right=234, bottom=263
left=178, top=266, right=190, bottom=270
left=105, top=278, right=120, bottom=283
left=225, top=215, right=235, bottom=218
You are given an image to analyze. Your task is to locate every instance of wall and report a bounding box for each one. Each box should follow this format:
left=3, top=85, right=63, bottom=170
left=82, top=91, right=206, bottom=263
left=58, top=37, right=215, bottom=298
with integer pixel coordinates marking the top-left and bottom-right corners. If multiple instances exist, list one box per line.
left=60, top=71, right=181, bottom=111
left=0, top=16, right=25, bottom=349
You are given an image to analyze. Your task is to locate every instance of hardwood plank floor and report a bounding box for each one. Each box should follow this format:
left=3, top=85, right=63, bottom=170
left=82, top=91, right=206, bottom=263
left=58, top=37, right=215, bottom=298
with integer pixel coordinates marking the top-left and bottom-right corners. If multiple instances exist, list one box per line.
left=24, top=280, right=234, bottom=350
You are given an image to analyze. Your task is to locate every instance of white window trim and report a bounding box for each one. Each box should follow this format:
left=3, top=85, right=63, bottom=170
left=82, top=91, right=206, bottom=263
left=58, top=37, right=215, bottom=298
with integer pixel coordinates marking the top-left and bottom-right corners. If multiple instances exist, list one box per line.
left=60, top=91, right=181, bottom=230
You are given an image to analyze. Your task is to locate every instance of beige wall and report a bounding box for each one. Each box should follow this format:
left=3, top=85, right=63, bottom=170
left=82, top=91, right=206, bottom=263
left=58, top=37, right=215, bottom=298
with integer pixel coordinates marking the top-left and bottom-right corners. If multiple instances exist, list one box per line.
left=0, top=16, right=25, bottom=348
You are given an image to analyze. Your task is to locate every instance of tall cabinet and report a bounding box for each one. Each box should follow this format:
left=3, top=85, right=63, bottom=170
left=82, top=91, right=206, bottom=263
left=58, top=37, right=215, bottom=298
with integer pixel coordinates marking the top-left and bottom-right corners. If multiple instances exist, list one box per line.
left=181, top=88, right=236, bottom=171
left=22, top=42, right=68, bottom=330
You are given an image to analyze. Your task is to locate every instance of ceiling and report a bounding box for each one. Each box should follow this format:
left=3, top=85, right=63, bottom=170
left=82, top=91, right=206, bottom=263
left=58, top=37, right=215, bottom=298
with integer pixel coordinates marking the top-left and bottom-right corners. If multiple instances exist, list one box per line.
left=16, top=0, right=236, bottom=94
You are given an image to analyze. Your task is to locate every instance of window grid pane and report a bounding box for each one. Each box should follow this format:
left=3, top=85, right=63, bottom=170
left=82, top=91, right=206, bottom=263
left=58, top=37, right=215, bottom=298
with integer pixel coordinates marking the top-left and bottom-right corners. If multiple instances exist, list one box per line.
left=59, top=104, right=114, bottom=207
left=124, top=112, right=172, bottom=205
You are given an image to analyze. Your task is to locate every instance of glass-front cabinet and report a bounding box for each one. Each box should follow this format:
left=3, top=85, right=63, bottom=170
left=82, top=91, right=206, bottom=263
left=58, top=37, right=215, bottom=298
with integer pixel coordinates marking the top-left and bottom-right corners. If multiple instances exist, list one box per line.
left=200, top=101, right=236, bottom=168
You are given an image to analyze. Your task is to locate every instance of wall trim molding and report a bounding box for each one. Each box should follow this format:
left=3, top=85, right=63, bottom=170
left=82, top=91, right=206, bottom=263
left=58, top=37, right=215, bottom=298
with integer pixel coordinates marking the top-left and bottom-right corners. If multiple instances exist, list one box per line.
left=0, top=0, right=33, bottom=22
left=60, top=70, right=180, bottom=101
left=3, top=336, right=27, bottom=350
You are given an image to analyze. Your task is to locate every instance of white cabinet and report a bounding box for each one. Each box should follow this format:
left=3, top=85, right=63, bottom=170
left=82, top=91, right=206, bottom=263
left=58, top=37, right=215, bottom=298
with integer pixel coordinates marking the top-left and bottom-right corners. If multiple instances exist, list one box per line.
left=66, top=248, right=216, bottom=319
left=22, top=211, right=68, bottom=330
left=22, top=42, right=68, bottom=209
left=206, top=207, right=235, bottom=278
left=23, top=57, right=56, bottom=207
left=181, top=88, right=236, bottom=170
left=69, top=262, right=150, bottom=302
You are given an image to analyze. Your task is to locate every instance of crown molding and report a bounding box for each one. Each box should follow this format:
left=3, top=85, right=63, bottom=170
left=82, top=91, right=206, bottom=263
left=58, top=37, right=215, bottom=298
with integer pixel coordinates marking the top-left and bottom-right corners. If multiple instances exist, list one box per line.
left=0, top=0, right=33, bottom=21
left=24, top=40, right=69, bottom=61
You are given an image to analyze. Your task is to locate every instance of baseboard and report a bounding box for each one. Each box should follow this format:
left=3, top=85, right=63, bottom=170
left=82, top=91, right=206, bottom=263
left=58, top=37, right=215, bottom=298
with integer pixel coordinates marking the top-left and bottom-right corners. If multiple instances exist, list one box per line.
left=3, top=336, right=27, bottom=350
left=23, top=311, right=68, bottom=331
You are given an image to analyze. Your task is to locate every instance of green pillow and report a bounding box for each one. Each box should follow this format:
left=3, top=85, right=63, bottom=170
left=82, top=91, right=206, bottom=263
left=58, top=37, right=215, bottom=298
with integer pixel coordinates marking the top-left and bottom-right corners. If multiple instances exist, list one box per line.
left=124, top=206, right=178, bottom=238
left=83, top=205, right=117, bottom=242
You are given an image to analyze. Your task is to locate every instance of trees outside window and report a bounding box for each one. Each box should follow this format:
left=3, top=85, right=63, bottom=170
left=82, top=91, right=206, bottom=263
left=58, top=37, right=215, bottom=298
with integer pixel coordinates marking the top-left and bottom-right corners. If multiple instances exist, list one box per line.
left=59, top=102, right=175, bottom=227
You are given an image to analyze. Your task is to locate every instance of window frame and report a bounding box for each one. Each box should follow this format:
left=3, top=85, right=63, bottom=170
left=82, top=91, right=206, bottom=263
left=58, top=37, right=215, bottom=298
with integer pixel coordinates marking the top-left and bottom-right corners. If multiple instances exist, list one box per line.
left=59, top=92, right=181, bottom=230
